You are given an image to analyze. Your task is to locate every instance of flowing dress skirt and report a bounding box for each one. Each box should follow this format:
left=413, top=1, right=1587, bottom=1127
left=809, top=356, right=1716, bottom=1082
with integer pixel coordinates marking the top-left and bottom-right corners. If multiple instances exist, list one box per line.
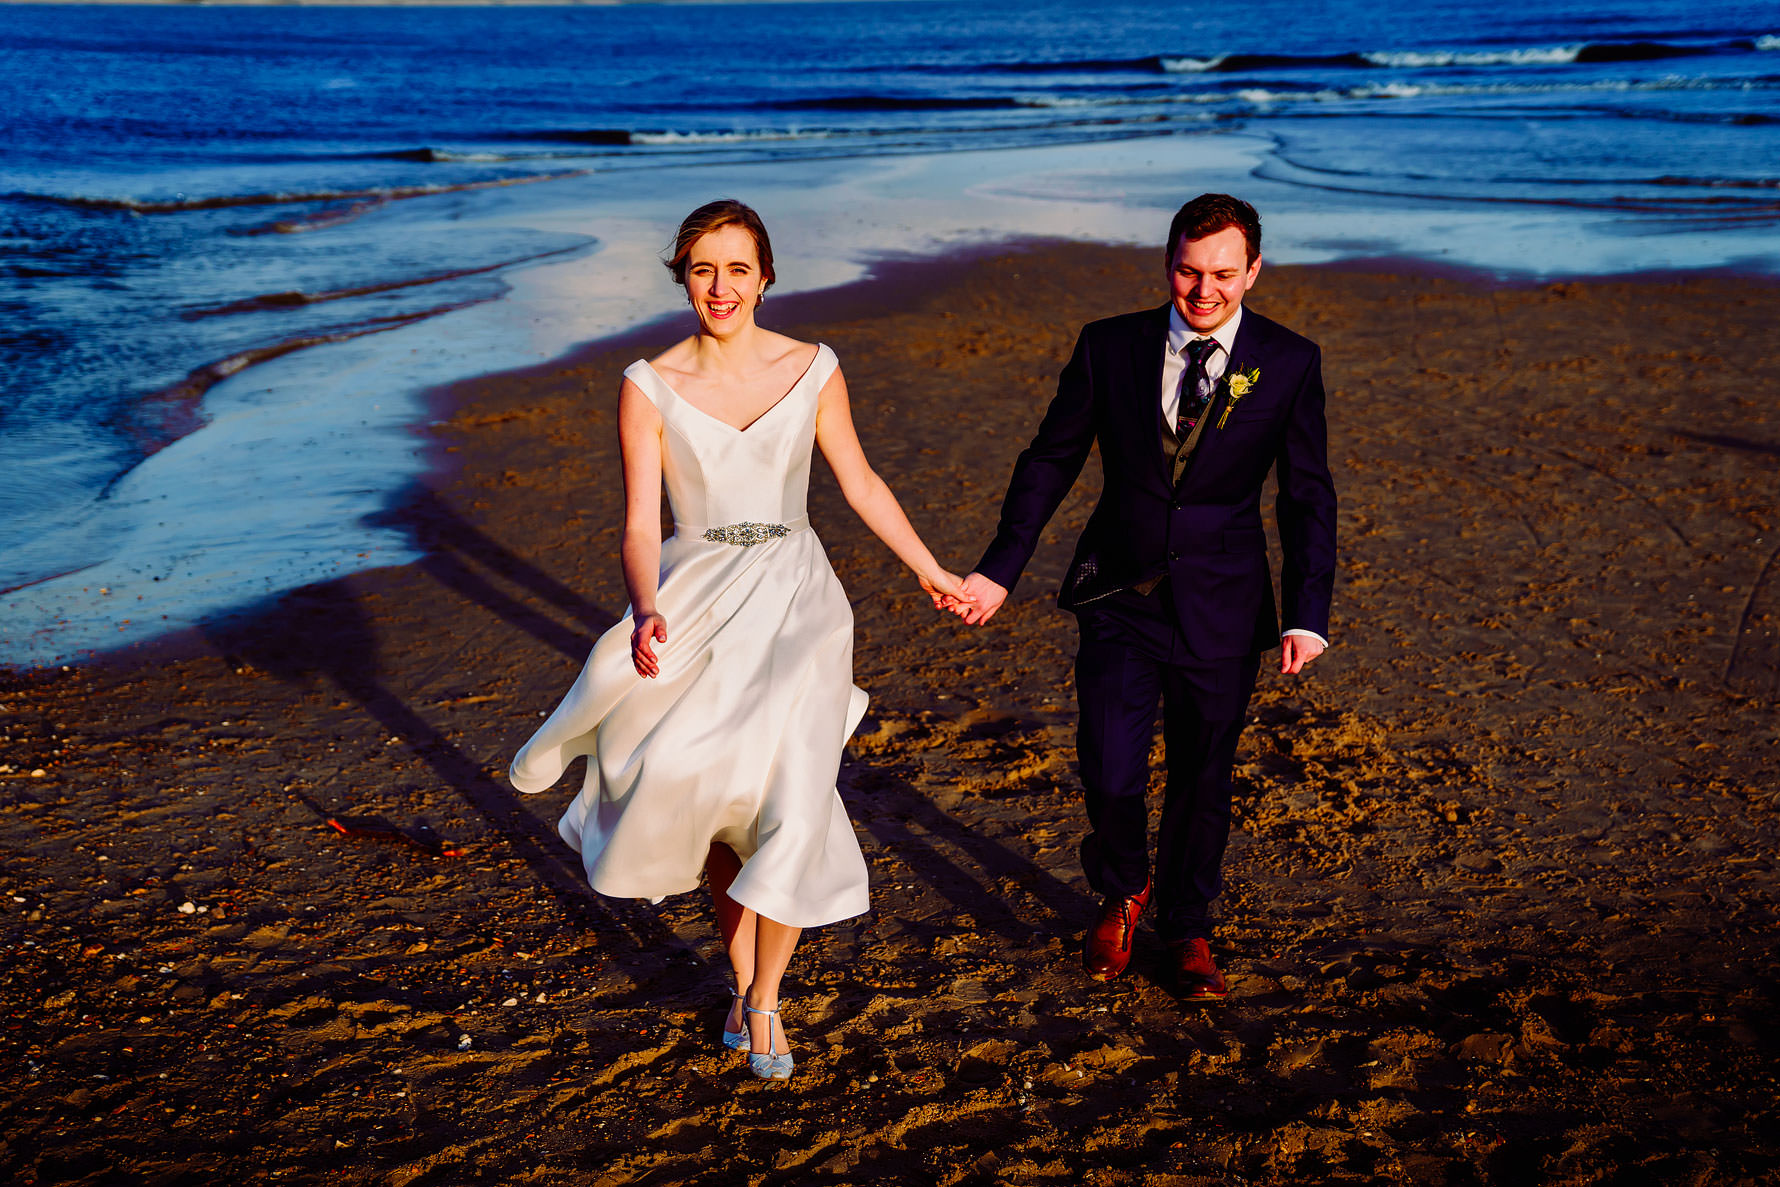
left=510, top=526, right=870, bottom=928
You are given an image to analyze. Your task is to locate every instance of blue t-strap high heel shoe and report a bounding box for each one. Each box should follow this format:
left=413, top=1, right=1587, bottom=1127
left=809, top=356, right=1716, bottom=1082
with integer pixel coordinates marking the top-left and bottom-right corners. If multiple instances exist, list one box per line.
left=744, top=1004, right=794, bottom=1081
left=720, top=988, right=748, bottom=1052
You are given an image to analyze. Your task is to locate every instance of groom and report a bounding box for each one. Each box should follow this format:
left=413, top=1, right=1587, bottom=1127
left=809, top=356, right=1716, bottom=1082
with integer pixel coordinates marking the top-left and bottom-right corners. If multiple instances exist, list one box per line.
left=956, top=194, right=1336, bottom=1000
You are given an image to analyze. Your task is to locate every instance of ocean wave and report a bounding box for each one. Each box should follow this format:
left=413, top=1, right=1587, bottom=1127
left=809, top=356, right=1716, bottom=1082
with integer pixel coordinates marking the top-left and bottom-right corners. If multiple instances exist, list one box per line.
left=768, top=94, right=1024, bottom=112
left=1017, top=90, right=1230, bottom=109
left=627, top=129, right=836, bottom=145
left=451, top=62, right=1779, bottom=138
left=16, top=171, right=584, bottom=216
left=1357, top=82, right=1431, bottom=99
left=509, top=129, right=637, bottom=146
left=181, top=245, right=582, bottom=320
left=977, top=35, right=1766, bottom=78
left=1012, top=94, right=1099, bottom=108
left=473, top=73, right=1779, bottom=143
left=1158, top=56, right=1221, bottom=73
left=1637, top=109, right=1780, bottom=127
left=1650, top=175, right=1780, bottom=189
left=1573, top=40, right=1717, bottom=64
left=1235, top=87, right=1344, bottom=104
left=1043, top=71, right=1763, bottom=116
left=382, top=147, right=586, bottom=164
left=487, top=128, right=824, bottom=148
left=942, top=55, right=1179, bottom=74
left=1218, top=52, right=1376, bottom=72
left=1324, top=75, right=1772, bottom=103
left=1363, top=46, right=1582, bottom=68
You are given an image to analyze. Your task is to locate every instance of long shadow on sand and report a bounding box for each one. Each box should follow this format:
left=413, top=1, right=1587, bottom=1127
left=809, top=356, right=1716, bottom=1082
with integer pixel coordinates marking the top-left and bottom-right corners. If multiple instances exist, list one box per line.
left=1671, top=428, right=1780, bottom=458
left=202, top=578, right=684, bottom=957
left=843, top=762, right=1096, bottom=946
left=376, top=484, right=616, bottom=663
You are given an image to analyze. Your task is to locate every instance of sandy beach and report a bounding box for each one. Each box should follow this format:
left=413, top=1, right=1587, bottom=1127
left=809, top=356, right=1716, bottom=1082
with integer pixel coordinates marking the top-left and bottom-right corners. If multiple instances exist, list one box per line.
left=2, top=243, right=1777, bottom=1184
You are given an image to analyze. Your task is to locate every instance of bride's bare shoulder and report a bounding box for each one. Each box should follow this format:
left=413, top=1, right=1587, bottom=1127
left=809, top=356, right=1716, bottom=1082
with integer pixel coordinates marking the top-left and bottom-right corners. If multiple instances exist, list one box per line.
left=645, top=336, right=701, bottom=381
left=760, top=330, right=820, bottom=372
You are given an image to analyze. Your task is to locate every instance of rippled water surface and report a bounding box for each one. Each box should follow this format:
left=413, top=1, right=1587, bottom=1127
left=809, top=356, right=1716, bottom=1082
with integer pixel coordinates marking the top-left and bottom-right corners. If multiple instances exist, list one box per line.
left=2, top=0, right=1776, bottom=664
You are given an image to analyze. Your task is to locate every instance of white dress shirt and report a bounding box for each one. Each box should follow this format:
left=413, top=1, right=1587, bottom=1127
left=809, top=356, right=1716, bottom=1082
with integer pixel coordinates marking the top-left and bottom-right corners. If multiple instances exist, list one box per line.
left=1162, top=303, right=1241, bottom=429
left=1159, top=302, right=1328, bottom=650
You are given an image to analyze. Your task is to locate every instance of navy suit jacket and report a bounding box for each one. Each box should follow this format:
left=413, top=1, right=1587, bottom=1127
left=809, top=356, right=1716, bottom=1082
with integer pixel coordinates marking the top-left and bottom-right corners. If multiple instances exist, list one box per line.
left=975, top=302, right=1336, bottom=660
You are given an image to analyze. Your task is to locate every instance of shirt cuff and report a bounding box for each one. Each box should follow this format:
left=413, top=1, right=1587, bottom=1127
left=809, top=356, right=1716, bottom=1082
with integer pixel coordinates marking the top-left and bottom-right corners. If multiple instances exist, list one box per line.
left=1281, top=628, right=1329, bottom=648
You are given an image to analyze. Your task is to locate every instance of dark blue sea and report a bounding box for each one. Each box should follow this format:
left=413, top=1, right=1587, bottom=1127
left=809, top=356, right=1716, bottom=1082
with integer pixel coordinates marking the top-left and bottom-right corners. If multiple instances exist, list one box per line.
left=2, top=0, right=1777, bottom=665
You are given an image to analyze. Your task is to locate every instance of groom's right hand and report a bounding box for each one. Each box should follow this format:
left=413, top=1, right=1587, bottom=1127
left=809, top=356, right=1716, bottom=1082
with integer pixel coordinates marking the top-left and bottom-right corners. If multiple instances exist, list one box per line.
left=955, top=573, right=1008, bottom=625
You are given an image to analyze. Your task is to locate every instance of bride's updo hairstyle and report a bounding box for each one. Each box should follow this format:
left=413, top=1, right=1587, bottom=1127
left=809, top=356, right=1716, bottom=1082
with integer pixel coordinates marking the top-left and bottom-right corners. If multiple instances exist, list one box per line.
left=666, top=199, right=776, bottom=295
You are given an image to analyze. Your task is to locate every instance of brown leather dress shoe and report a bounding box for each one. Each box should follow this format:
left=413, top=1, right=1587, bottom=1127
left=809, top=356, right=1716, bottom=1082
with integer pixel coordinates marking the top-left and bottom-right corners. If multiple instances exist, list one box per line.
left=1083, top=881, right=1151, bottom=981
left=1167, top=937, right=1228, bottom=1002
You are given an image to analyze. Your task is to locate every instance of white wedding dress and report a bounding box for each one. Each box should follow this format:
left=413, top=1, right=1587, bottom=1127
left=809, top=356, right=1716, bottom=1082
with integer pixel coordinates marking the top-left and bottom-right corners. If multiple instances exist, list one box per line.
left=509, top=344, right=871, bottom=928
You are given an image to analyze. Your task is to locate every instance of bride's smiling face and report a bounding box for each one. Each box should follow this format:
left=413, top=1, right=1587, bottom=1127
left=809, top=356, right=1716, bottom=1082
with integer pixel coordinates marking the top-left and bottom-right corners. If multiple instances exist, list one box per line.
left=685, top=224, right=766, bottom=334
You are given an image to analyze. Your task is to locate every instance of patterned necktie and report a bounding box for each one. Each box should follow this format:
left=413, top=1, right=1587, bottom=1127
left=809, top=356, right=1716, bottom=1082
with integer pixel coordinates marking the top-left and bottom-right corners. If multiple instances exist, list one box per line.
left=1176, top=336, right=1219, bottom=438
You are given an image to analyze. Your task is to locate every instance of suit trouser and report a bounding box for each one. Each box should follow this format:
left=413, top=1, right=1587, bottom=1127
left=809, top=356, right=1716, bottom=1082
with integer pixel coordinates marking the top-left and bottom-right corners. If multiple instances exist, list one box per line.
left=1073, top=583, right=1261, bottom=942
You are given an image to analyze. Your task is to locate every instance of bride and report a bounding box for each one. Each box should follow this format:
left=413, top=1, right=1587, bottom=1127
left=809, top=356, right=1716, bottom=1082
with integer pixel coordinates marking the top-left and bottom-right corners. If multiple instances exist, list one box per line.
left=510, top=200, right=968, bottom=1081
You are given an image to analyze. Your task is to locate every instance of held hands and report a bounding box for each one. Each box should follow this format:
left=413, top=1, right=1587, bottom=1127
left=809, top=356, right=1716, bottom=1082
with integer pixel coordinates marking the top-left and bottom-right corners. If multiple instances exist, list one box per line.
left=631, top=613, right=668, bottom=678
left=920, top=569, right=974, bottom=614
left=1280, top=633, right=1325, bottom=675
left=950, top=572, right=1008, bottom=625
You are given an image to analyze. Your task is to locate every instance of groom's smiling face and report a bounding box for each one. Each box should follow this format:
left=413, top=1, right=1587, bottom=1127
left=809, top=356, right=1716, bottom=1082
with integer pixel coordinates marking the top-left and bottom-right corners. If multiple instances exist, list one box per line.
left=1169, top=226, right=1261, bottom=334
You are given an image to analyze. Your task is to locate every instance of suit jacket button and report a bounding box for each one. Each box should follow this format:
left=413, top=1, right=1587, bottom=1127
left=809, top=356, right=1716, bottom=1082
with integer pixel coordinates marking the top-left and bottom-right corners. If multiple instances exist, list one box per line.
left=1168, top=550, right=1180, bottom=561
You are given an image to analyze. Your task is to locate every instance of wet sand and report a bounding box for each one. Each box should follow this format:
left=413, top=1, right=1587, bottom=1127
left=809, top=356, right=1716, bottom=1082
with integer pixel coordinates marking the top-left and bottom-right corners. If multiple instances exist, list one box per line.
left=2, top=242, right=1777, bottom=1185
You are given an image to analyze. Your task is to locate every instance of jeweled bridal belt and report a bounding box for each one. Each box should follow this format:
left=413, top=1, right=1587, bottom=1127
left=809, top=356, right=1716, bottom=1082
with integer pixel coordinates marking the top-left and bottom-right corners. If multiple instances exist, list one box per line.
left=677, top=517, right=810, bottom=547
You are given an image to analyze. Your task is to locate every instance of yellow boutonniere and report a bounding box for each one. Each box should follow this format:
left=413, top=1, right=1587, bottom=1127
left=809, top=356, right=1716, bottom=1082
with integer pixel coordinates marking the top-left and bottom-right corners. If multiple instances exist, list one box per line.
left=1217, top=367, right=1261, bottom=429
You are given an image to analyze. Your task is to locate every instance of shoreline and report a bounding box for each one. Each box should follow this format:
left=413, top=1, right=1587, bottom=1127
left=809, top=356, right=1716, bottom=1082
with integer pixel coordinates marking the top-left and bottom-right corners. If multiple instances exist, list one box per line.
left=9, top=119, right=1780, bottom=669
left=0, top=237, right=1084, bottom=674
left=2, top=240, right=1776, bottom=1182
left=11, top=238, right=1780, bottom=675
left=10, top=125, right=1780, bottom=672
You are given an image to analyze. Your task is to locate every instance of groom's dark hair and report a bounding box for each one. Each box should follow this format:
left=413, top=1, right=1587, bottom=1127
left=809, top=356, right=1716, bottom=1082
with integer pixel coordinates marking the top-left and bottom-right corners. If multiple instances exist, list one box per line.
left=1167, top=193, right=1262, bottom=266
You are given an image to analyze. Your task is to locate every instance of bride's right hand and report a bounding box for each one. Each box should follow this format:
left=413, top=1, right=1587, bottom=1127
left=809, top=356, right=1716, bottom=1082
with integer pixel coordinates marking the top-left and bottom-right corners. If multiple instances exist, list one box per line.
left=632, top=613, right=668, bottom=678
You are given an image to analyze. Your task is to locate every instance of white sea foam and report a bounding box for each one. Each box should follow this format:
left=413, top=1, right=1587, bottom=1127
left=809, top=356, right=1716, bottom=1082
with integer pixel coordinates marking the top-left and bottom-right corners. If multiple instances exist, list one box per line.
left=1015, top=92, right=1226, bottom=110
left=628, top=129, right=832, bottom=145
left=1235, top=88, right=1344, bottom=104
left=1756, top=35, right=1780, bottom=51
left=1341, top=76, right=1737, bottom=101
left=1363, top=46, right=1581, bottom=68
left=1160, top=56, right=1223, bottom=73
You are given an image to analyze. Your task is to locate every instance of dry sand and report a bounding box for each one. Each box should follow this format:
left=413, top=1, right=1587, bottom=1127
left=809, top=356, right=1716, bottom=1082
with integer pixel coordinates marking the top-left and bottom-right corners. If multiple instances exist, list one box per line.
left=2, top=243, right=1777, bottom=1185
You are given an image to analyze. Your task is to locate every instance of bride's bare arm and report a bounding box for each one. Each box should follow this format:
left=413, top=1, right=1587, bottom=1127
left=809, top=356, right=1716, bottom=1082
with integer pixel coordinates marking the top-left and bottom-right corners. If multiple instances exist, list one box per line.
left=618, top=378, right=669, bottom=676
left=813, top=367, right=970, bottom=608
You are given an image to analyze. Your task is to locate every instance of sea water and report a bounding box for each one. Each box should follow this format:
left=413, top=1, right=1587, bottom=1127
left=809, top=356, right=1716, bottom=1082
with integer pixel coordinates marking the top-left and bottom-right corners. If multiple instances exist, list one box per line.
left=2, top=0, right=1776, bottom=666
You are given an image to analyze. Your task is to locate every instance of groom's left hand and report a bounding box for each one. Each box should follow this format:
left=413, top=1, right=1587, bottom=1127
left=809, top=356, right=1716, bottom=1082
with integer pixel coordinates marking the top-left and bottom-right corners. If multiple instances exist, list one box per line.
left=1280, top=634, right=1325, bottom=675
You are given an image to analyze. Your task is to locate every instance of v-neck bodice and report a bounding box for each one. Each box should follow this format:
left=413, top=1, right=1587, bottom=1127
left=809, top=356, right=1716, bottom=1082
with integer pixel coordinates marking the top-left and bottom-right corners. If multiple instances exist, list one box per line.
left=624, top=344, right=836, bottom=533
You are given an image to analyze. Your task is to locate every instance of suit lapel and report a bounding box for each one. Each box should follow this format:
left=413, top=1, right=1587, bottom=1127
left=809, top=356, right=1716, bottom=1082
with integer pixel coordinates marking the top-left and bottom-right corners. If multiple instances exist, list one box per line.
left=1128, top=303, right=1171, bottom=489
left=1226, top=306, right=1267, bottom=382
